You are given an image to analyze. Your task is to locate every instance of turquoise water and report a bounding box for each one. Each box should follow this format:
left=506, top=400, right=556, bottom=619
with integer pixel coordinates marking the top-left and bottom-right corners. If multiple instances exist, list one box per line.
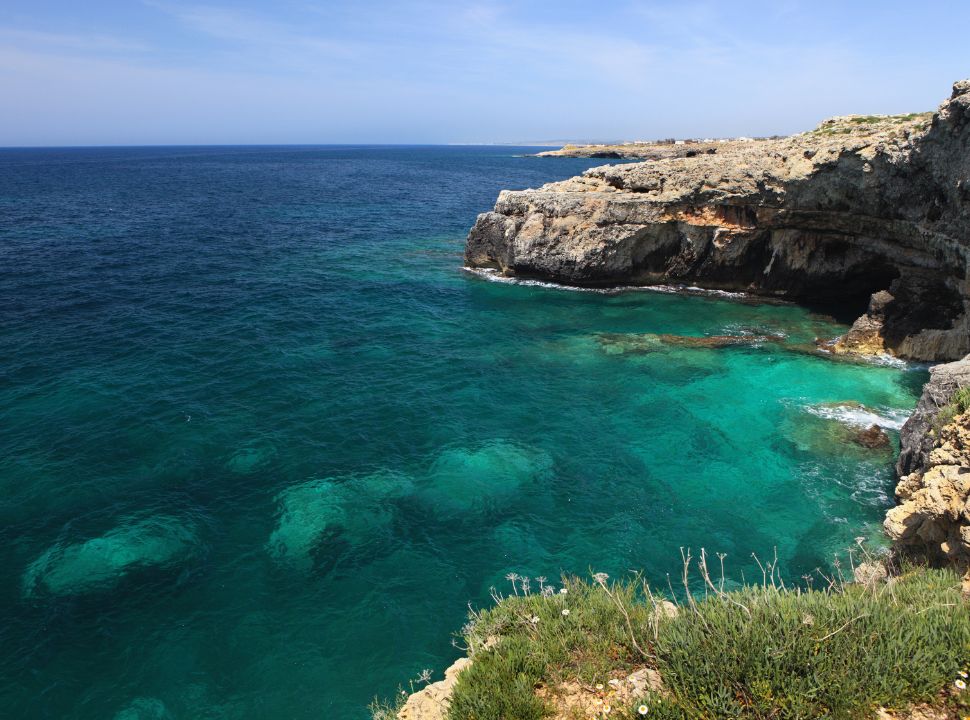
left=0, top=146, right=926, bottom=719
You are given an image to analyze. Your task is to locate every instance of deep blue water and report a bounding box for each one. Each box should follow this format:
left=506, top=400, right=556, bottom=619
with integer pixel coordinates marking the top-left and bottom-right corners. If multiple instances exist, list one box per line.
left=0, top=146, right=926, bottom=719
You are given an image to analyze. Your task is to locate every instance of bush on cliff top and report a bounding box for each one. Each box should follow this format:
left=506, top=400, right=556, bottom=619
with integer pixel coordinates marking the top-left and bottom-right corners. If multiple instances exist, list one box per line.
left=448, top=559, right=970, bottom=720
left=932, top=386, right=970, bottom=435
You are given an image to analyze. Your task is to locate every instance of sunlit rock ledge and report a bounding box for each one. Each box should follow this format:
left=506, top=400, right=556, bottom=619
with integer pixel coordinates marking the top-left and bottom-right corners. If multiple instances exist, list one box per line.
left=466, top=80, right=970, bottom=362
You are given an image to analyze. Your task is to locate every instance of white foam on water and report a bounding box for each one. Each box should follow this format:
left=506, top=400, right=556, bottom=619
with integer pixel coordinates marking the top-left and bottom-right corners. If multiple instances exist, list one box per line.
left=462, top=267, right=747, bottom=298
left=721, top=322, right=788, bottom=339
left=867, top=353, right=910, bottom=369
left=804, top=403, right=911, bottom=431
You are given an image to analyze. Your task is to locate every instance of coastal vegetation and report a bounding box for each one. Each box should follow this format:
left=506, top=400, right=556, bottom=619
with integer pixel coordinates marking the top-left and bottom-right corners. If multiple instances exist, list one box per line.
left=383, top=554, right=969, bottom=720
left=933, top=388, right=970, bottom=435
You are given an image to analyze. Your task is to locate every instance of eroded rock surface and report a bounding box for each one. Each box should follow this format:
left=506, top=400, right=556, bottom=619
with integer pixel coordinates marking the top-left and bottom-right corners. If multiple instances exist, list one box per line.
left=466, top=81, right=970, bottom=361
left=396, top=657, right=471, bottom=720
left=886, top=355, right=970, bottom=584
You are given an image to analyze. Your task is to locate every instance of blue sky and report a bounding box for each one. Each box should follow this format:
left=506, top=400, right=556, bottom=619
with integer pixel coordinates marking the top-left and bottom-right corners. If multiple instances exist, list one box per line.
left=1, top=1, right=968, bottom=146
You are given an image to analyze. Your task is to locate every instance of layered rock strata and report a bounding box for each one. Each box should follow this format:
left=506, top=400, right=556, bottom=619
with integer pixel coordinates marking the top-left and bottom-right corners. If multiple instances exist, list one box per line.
left=886, top=354, right=970, bottom=582
left=466, top=82, right=970, bottom=361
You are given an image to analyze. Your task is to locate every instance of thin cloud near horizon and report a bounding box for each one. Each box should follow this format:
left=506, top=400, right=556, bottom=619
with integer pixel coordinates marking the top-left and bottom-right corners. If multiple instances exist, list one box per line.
left=0, top=0, right=965, bottom=146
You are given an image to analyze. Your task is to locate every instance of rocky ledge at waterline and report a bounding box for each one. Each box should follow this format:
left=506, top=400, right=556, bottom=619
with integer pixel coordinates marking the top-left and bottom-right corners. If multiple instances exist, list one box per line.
left=466, top=80, right=970, bottom=362
left=888, top=354, right=970, bottom=579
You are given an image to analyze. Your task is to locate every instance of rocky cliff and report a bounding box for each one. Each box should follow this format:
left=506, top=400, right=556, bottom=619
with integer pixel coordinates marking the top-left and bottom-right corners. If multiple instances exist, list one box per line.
left=466, top=81, right=970, bottom=361
left=886, top=354, right=970, bottom=586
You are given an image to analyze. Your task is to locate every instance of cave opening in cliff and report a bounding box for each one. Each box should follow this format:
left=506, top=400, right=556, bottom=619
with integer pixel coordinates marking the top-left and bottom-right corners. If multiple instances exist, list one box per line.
left=797, top=259, right=902, bottom=325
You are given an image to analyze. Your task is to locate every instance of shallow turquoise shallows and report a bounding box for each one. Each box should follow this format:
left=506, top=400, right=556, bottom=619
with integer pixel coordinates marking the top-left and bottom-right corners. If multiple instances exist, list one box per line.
left=0, top=146, right=926, bottom=719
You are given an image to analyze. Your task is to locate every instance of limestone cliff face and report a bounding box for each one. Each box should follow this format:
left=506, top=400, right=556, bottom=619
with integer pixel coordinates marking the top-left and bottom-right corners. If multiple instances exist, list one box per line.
left=886, top=355, right=970, bottom=582
left=466, top=81, right=970, bottom=361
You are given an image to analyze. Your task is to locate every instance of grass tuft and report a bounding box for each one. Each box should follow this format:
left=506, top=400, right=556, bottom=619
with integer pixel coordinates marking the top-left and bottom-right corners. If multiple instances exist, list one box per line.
left=444, top=558, right=970, bottom=720
left=931, top=386, right=970, bottom=435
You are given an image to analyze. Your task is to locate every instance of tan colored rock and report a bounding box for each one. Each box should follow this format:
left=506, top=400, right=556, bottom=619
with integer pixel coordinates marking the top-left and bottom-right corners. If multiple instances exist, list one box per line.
left=887, top=402, right=970, bottom=578
left=875, top=704, right=949, bottom=720
left=829, top=291, right=894, bottom=357
left=537, top=666, right=664, bottom=720
left=895, top=472, right=924, bottom=501
left=467, top=81, right=970, bottom=362
left=853, top=560, right=888, bottom=587
left=397, top=657, right=472, bottom=720
left=653, top=600, right=679, bottom=621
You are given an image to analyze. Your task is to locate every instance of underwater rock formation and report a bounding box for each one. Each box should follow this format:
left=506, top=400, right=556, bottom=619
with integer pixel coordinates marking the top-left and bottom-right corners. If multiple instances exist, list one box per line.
left=466, top=81, right=970, bottom=361
left=113, top=698, right=172, bottom=720
left=853, top=424, right=891, bottom=449
left=596, top=332, right=777, bottom=355
left=267, top=470, right=414, bottom=569
left=419, top=441, right=553, bottom=518
left=22, top=516, right=199, bottom=598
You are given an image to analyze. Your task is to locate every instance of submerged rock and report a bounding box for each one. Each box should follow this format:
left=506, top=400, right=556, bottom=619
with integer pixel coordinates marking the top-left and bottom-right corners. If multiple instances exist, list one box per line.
left=420, top=441, right=553, bottom=517
left=597, top=332, right=774, bottom=354
left=853, top=424, right=891, bottom=449
left=114, top=698, right=172, bottom=720
left=466, top=81, right=970, bottom=362
left=788, top=402, right=901, bottom=457
left=22, top=516, right=199, bottom=599
left=267, top=470, right=413, bottom=569
left=226, top=444, right=275, bottom=474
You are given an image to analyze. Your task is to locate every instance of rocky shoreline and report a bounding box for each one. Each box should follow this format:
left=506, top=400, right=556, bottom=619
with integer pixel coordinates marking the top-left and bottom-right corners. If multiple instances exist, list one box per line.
left=392, top=359, right=970, bottom=719
left=888, top=354, right=970, bottom=578
left=389, top=81, right=970, bottom=720
left=465, top=78, right=970, bottom=582
left=466, top=80, right=970, bottom=362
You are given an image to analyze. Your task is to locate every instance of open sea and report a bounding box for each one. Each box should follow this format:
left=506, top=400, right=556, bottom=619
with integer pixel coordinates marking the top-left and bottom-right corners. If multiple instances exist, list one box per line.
left=0, top=145, right=927, bottom=719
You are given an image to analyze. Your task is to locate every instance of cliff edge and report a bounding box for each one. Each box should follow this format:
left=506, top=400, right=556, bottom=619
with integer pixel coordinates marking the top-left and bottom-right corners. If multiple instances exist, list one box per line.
left=887, top=353, right=970, bottom=582
left=466, top=81, right=970, bottom=361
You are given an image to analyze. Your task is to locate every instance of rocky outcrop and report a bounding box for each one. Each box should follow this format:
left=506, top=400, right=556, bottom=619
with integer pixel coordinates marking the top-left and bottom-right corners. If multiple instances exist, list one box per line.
left=466, top=81, right=970, bottom=361
left=396, top=657, right=471, bottom=720
left=897, top=355, right=970, bottom=476
left=535, top=140, right=725, bottom=160
left=886, top=355, right=970, bottom=584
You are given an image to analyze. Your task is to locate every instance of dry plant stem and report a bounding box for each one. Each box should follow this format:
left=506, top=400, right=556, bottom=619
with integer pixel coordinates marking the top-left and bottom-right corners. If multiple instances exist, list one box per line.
left=817, top=613, right=870, bottom=643
left=699, top=548, right=751, bottom=617
left=593, top=573, right=654, bottom=661
left=680, top=548, right=712, bottom=633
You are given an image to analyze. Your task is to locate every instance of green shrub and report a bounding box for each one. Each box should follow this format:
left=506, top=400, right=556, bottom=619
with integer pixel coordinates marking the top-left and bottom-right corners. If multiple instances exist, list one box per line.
left=446, top=564, right=970, bottom=720
left=446, top=635, right=549, bottom=720
left=932, top=385, right=970, bottom=435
